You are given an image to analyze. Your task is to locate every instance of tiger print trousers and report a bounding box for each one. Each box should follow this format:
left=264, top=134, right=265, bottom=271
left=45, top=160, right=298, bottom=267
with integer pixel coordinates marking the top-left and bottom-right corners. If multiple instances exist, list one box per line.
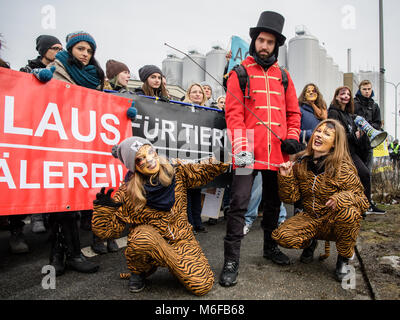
left=124, top=225, right=214, bottom=296
left=271, top=207, right=362, bottom=258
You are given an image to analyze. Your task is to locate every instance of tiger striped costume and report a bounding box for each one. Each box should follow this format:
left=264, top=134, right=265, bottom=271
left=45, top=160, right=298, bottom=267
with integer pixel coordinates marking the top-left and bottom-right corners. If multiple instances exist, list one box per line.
left=272, top=159, right=369, bottom=259
left=92, top=160, right=229, bottom=296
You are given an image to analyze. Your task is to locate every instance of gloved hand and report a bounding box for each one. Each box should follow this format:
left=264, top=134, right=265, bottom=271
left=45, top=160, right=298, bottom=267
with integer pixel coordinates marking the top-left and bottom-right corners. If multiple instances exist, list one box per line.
left=127, top=101, right=137, bottom=120
left=93, top=187, right=122, bottom=208
left=280, top=139, right=305, bottom=155
left=32, top=66, right=55, bottom=83
left=234, top=151, right=254, bottom=167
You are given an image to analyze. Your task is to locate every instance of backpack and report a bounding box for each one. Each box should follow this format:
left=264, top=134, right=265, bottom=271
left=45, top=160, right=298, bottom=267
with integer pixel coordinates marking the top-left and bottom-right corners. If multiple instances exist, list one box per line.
left=232, top=64, right=288, bottom=99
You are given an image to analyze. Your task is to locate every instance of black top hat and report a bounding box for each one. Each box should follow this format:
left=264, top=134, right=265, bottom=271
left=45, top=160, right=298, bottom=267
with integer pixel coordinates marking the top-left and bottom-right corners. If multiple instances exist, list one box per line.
left=249, top=11, right=286, bottom=46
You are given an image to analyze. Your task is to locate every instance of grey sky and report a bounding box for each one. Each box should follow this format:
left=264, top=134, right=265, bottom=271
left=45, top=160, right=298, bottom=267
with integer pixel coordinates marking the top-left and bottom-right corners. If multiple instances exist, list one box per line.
left=1, top=0, right=399, bottom=136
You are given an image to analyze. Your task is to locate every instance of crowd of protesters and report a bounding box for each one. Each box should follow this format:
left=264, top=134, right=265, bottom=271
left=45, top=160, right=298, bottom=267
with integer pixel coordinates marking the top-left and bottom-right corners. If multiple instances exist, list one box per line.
left=0, top=13, right=390, bottom=296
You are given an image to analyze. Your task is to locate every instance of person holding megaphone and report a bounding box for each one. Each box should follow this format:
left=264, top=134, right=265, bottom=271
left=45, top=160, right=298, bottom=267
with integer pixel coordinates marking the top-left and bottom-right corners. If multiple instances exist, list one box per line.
left=328, top=86, right=383, bottom=214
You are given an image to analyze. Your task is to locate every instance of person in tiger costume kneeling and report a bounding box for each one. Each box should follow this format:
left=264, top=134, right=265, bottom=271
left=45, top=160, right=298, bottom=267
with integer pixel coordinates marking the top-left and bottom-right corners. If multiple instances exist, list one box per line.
left=272, top=119, right=369, bottom=281
left=91, top=136, right=229, bottom=295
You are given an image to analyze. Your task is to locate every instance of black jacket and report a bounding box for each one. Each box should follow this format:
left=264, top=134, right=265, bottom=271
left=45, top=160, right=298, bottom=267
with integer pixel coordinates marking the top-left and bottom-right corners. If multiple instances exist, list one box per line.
left=327, top=104, right=362, bottom=158
left=354, top=92, right=382, bottom=151
left=354, top=92, right=382, bottom=130
left=20, top=56, right=46, bottom=73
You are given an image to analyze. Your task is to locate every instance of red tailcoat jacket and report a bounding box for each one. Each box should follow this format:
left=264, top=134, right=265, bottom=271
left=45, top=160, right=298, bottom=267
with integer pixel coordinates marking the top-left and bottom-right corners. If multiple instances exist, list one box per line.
left=225, top=56, right=301, bottom=171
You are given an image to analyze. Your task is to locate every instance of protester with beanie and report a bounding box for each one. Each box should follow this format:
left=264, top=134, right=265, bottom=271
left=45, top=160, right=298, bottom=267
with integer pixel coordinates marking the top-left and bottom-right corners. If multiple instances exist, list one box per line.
left=92, top=137, right=229, bottom=295
left=105, top=59, right=131, bottom=92
left=45, top=31, right=102, bottom=276
left=20, top=35, right=62, bottom=73
left=48, top=31, right=105, bottom=90
left=136, top=64, right=169, bottom=100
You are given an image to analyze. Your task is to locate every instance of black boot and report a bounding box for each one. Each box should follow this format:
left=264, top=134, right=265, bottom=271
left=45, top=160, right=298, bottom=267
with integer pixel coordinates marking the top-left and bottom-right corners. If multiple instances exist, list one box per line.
left=219, top=261, right=239, bottom=287
left=61, top=212, right=99, bottom=273
left=49, top=227, right=65, bottom=276
left=263, top=230, right=290, bottom=265
left=129, top=273, right=146, bottom=293
left=91, top=234, right=107, bottom=254
left=335, top=255, right=350, bottom=282
left=300, top=239, right=318, bottom=264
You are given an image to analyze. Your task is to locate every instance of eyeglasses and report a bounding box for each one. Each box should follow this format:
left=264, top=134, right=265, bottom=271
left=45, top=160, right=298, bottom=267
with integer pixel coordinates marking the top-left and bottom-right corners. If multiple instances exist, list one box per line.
left=49, top=46, right=63, bottom=52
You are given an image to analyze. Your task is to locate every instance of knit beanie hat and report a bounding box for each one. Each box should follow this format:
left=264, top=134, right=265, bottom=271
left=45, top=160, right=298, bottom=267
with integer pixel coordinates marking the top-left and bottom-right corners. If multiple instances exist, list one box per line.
left=138, top=65, right=163, bottom=82
left=106, top=59, right=130, bottom=80
left=36, top=35, right=62, bottom=57
left=66, top=31, right=97, bottom=52
left=111, top=136, right=153, bottom=172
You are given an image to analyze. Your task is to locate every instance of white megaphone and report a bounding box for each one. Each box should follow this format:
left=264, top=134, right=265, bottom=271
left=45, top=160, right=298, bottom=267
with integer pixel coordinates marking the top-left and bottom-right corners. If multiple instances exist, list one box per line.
left=354, top=115, right=388, bottom=148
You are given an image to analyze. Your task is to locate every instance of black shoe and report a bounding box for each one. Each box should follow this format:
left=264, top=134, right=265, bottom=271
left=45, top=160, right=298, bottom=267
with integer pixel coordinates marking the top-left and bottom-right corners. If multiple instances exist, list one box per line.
left=366, top=204, right=386, bottom=215
left=91, top=235, right=107, bottom=254
left=219, top=261, right=239, bottom=287
left=207, top=218, right=218, bottom=225
left=335, top=255, right=350, bottom=282
left=129, top=273, right=146, bottom=293
left=300, top=239, right=318, bottom=264
left=263, top=243, right=290, bottom=265
left=107, top=239, right=119, bottom=252
left=49, top=241, right=65, bottom=276
left=65, top=253, right=99, bottom=273
left=194, top=226, right=208, bottom=233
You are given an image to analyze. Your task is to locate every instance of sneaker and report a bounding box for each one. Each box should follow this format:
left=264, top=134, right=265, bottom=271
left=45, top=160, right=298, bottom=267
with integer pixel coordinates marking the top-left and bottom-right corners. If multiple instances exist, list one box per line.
left=219, top=261, right=239, bottom=287
left=31, top=215, right=46, bottom=233
left=194, top=226, right=208, bottom=233
left=129, top=273, right=146, bottom=293
left=263, top=243, right=290, bottom=265
left=366, top=204, right=386, bottom=215
left=243, top=224, right=251, bottom=235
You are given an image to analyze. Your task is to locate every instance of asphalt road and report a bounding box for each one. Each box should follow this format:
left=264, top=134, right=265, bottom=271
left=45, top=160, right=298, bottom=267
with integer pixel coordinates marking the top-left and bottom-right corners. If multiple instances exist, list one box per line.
left=0, top=205, right=371, bottom=300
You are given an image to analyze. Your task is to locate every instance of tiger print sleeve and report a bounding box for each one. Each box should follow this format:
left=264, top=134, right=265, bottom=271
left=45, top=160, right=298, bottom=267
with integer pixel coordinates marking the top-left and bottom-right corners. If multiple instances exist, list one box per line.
left=92, top=188, right=129, bottom=240
left=329, top=162, right=369, bottom=213
left=277, top=169, right=301, bottom=204
left=178, top=159, right=230, bottom=189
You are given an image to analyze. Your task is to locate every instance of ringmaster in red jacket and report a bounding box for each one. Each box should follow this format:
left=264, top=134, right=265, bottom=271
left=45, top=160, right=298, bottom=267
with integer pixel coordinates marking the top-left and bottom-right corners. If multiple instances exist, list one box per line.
left=220, top=11, right=302, bottom=287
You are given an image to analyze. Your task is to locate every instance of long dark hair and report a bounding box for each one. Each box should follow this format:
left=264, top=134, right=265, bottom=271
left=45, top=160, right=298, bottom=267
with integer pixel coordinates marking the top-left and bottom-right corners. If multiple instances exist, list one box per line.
left=330, top=86, right=354, bottom=114
left=142, top=79, right=168, bottom=98
left=67, top=44, right=105, bottom=90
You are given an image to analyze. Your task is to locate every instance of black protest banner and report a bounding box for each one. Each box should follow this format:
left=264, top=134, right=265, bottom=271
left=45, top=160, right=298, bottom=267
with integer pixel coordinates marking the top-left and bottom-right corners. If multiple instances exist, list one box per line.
left=112, top=93, right=232, bottom=188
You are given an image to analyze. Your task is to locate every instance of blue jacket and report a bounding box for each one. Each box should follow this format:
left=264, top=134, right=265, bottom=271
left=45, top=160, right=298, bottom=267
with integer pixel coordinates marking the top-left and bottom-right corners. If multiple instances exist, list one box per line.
left=300, top=103, right=321, bottom=144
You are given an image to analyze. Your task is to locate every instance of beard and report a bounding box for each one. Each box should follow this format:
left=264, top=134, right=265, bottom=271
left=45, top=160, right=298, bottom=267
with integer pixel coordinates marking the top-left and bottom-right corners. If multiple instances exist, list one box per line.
left=256, top=50, right=273, bottom=61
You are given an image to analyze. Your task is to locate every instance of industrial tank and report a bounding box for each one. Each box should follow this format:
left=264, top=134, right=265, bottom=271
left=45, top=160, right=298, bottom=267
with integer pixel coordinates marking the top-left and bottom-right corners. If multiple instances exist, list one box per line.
left=318, top=46, right=328, bottom=98
left=278, top=43, right=288, bottom=69
left=205, top=46, right=227, bottom=99
left=162, top=54, right=183, bottom=87
left=288, top=33, right=320, bottom=97
left=182, top=50, right=205, bottom=90
left=325, top=55, right=334, bottom=103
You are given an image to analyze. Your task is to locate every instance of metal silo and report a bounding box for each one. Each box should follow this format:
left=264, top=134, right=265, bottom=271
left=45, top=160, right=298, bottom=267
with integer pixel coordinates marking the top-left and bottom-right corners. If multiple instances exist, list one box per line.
left=205, top=46, right=227, bottom=99
left=318, top=46, right=328, bottom=99
left=288, top=33, right=320, bottom=97
left=182, top=50, right=206, bottom=91
left=278, top=43, right=288, bottom=70
left=325, top=55, right=334, bottom=103
left=162, top=54, right=183, bottom=87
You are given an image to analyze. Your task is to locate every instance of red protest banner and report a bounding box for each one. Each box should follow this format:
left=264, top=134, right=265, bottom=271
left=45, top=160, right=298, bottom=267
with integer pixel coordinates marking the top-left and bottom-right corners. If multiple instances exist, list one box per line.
left=0, top=68, right=132, bottom=215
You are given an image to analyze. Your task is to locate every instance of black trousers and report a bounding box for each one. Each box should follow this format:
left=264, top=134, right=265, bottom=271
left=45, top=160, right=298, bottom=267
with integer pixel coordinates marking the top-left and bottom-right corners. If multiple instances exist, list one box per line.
left=351, top=152, right=371, bottom=204
left=224, top=169, right=281, bottom=262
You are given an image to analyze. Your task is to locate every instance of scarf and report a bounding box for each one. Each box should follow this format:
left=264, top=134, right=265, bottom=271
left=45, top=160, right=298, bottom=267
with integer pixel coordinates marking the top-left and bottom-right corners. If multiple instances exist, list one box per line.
left=308, top=102, right=327, bottom=121
left=144, top=176, right=176, bottom=211
left=56, top=50, right=101, bottom=89
left=306, top=155, right=327, bottom=175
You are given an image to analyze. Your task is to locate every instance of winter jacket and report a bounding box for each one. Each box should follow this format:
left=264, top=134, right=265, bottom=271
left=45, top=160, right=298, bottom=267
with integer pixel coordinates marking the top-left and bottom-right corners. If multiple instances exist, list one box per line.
left=299, top=103, right=321, bottom=144
left=225, top=55, right=301, bottom=170
left=327, top=104, right=360, bottom=156
left=354, top=91, right=383, bottom=151
left=20, top=57, right=46, bottom=73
